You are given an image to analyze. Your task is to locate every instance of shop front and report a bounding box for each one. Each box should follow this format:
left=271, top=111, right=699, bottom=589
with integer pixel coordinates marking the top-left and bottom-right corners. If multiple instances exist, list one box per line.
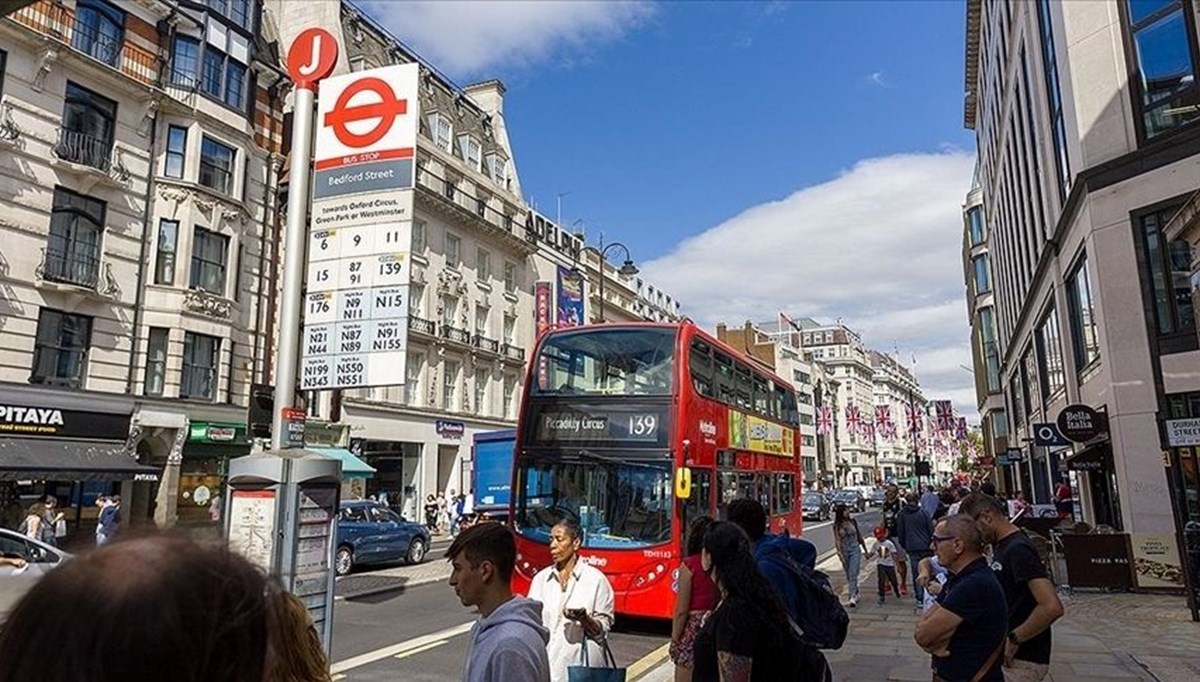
left=178, top=422, right=251, bottom=528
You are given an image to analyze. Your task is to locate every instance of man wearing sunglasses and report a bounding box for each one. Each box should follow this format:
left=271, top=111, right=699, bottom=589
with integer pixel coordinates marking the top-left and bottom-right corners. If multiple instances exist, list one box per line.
left=914, top=514, right=1007, bottom=682
left=960, top=493, right=1064, bottom=682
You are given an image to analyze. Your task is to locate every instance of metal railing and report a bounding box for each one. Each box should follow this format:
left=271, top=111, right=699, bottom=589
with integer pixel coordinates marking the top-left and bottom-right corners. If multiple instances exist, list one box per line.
left=473, top=334, right=499, bottom=353
left=39, top=246, right=100, bottom=289
left=9, top=0, right=160, bottom=87
left=54, top=128, right=113, bottom=172
left=442, top=325, right=472, bottom=345
left=415, top=165, right=524, bottom=244
left=502, top=343, right=525, bottom=362
left=408, top=316, right=435, bottom=336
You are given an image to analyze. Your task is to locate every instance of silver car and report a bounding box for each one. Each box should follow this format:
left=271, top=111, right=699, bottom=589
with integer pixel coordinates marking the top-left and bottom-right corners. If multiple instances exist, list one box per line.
left=0, top=528, right=72, bottom=618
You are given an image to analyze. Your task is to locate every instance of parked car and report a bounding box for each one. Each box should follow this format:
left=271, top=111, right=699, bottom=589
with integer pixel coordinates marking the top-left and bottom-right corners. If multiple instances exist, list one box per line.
left=801, top=492, right=831, bottom=522
left=832, top=489, right=867, bottom=513
left=0, top=528, right=71, bottom=618
left=869, top=488, right=887, bottom=507
left=335, top=500, right=431, bottom=576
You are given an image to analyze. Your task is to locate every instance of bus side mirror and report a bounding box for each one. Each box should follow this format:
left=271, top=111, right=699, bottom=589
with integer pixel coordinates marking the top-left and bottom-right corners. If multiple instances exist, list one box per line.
left=675, top=467, right=692, bottom=499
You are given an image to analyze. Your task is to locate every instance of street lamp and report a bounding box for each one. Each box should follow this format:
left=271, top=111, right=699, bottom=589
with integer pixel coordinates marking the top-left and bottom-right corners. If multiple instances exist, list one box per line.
left=595, top=236, right=637, bottom=323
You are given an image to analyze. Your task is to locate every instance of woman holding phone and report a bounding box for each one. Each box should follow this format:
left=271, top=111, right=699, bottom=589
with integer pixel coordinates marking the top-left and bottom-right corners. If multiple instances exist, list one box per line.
left=527, top=518, right=616, bottom=682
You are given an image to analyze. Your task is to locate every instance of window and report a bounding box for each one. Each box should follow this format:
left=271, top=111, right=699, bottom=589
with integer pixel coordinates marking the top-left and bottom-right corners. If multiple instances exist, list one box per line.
left=30, top=308, right=92, bottom=387
left=59, top=82, right=117, bottom=171
left=475, top=368, right=489, bottom=414
left=412, top=219, right=426, bottom=252
left=431, top=114, right=452, bottom=151
left=534, top=328, right=676, bottom=397
left=409, top=283, right=425, bottom=316
left=504, top=261, right=517, bottom=293
left=441, top=294, right=459, bottom=329
left=181, top=332, right=220, bottom=400
left=1067, top=255, right=1100, bottom=370
left=190, top=227, right=229, bottom=295
left=155, top=219, right=178, bottom=285
left=206, top=0, right=254, bottom=30
left=73, top=0, right=124, bottom=68
left=966, top=206, right=985, bottom=245
left=474, top=305, right=489, bottom=337
left=47, top=187, right=105, bottom=288
left=460, top=136, right=482, bottom=171
left=201, top=46, right=246, bottom=109
left=503, top=314, right=516, bottom=344
left=445, top=232, right=461, bottom=267
left=689, top=340, right=715, bottom=398
left=1038, top=0, right=1072, bottom=200
left=171, top=36, right=200, bottom=88
left=1122, top=0, right=1200, bottom=138
left=405, top=352, right=422, bottom=405
left=488, top=154, right=507, bottom=187
left=476, top=247, right=491, bottom=280
left=979, top=307, right=1001, bottom=393
left=972, top=254, right=992, bottom=294
left=1020, top=347, right=1040, bottom=417
left=503, top=375, right=517, bottom=418
left=164, top=125, right=187, bottom=179
left=1139, top=208, right=1197, bottom=340
left=1036, top=305, right=1066, bottom=399
left=144, top=327, right=169, bottom=396
left=199, top=137, right=236, bottom=195
left=443, top=360, right=460, bottom=410
left=0, top=50, right=7, bottom=96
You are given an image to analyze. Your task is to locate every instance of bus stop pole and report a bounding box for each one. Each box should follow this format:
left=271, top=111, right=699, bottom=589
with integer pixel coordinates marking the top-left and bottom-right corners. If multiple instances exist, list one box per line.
left=271, top=85, right=315, bottom=451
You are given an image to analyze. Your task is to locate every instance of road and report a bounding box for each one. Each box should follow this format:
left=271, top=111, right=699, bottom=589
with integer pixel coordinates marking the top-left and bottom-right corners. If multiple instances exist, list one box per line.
left=328, top=508, right=881, bottom=680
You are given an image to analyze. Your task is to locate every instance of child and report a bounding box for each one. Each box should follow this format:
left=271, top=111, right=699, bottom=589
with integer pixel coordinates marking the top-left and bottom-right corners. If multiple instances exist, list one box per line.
left=870, top=526, right=901, bottom=606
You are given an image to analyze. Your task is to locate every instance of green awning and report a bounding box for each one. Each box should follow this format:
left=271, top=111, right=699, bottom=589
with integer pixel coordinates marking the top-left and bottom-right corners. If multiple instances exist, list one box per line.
left=310, top=448, right=375, bottom=477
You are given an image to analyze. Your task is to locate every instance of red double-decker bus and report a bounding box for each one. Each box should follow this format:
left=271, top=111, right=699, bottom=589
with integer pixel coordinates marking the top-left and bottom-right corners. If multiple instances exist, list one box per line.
left=509, top=321, right=803, bottom=619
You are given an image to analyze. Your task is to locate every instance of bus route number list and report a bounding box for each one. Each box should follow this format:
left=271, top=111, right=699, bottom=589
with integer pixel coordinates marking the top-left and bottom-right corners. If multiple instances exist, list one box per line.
left=300, top=223, right=411, bottom=390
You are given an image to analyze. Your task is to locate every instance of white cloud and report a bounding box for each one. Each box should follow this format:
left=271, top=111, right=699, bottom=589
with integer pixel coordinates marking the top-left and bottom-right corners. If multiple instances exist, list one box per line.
left=360, top=0, right=656, bottom=78
left=868, top=71, right=895, bottom=88
left=641, top=151, right=980, bottom=415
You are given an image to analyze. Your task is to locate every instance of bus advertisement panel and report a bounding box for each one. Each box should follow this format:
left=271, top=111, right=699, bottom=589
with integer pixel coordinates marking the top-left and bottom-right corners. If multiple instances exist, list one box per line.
left=510, top=323, right=803, bottom=619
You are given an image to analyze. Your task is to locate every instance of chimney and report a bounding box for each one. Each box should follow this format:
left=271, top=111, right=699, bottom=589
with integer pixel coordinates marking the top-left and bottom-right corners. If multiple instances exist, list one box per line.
left=464, top=79, right=506, bottom=116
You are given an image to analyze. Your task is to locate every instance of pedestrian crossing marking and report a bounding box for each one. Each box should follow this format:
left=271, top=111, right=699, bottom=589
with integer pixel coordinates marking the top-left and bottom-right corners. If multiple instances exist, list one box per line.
left=393, top=639, right=449, bottom=660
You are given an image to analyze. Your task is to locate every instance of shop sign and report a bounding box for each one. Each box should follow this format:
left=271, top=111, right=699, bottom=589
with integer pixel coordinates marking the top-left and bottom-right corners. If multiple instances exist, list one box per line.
left=0, top=403, right=129, bottom=441
left=1165, top=418, right=1200, bottom=447
left=1060, top=533, right=1132, bottom=589
left=1056, top=405, right=1104, bottom=443
left=189, top=422, right=247, bottom=444
left=207, top=426, right=237, bottom=442
left=436, top=420, right=465, bottom=439
left=1130, top=533, right=1185, bottom=589
left=1033, top=422, right=1069, bottom=447
left=283, top=408, right=306, bottom=449
left=999, top=447, right=1025, bottom=465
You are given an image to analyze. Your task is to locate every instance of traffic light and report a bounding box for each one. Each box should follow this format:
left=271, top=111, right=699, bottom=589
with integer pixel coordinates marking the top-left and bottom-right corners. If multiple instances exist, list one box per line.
left=249, top=383, right=274, bottom=439
left=915, top=460, right=932, bottom=477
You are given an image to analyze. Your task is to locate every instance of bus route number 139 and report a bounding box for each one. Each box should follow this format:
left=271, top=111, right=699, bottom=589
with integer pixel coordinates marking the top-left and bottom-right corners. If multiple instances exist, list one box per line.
left=628, top=414, right=658, bottom=439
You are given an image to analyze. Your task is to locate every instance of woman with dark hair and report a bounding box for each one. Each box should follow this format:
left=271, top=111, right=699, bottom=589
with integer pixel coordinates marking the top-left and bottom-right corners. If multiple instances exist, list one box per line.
left=528, top=517, right=615, bottom=682
left=692, top=522, right=799, bottom=681
left=833, top=503, right=867, bottom=607
left=0, top=534, right=277, bottom=682
left=670, top=515, right=717, bottom=682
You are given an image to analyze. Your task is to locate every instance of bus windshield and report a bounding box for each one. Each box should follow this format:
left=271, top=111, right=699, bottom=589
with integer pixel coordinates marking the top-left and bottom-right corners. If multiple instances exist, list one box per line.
left=533, top=328, right=677, bottom=397
left=514, top=453, right=672, bottom=549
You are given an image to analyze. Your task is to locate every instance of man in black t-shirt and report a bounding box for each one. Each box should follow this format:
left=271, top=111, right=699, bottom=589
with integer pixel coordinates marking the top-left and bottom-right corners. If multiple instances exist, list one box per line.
left=961, top=494, right=1064, bottom=682
left=915, top=514, right=1007, bottom=681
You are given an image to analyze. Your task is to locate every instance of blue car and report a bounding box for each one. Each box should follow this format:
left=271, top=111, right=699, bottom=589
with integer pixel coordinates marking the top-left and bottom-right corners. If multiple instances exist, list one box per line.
left=335, top=500, right=431, bottom=576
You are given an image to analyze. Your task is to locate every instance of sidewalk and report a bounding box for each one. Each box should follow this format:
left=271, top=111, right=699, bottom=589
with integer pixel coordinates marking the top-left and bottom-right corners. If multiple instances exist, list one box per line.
left=334, top=538, right=454, bottom=600
left=636, top=552, right=1200, bottom=681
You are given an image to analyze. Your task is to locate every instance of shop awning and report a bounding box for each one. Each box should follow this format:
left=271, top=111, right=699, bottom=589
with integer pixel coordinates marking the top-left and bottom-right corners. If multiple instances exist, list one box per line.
left=0, top=438, right=160, bottom=481
left=310, top=448, right=375, bottom=477
left=1066, top=446, right=1112, bottom=473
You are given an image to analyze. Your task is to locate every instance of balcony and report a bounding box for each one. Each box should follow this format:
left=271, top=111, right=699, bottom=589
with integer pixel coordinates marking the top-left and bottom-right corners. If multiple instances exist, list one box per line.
left=473, top=334, right=500, bottom=354
left=53, top=129, right=113, bottom=173
left=38, top=247, right=100, bottom=289
left=441, top=325, right=472, bottom=346
left=408, top=316, right=436, bottom=336
left=8, top=0, right=160, bottom=87
left=502, top=343, right=525, bottom=363
left=415, top=164, right=535, bottom=255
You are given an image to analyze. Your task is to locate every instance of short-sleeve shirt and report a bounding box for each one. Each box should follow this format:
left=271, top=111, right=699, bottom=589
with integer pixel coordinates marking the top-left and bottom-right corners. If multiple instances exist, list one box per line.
left=934, top=557, right=1007, bottom=682
left=682, top=554, right=718, bottom=612
left=992, top=531, right=1052, bottom=664
left=691, top=597, right=799, bottom=682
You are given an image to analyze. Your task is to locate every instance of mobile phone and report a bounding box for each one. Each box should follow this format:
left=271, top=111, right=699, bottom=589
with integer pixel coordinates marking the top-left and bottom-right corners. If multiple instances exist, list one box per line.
left=565, top=607, right=588, bottom=621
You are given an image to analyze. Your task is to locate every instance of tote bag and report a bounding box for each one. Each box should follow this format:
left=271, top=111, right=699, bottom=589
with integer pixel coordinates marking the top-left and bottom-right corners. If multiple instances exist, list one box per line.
left=567, top=637, right=626, bottom=682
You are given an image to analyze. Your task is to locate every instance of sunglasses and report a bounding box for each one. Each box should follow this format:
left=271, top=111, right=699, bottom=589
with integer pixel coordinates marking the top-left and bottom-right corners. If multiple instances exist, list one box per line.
left=929, top=534, right=958, bottom=546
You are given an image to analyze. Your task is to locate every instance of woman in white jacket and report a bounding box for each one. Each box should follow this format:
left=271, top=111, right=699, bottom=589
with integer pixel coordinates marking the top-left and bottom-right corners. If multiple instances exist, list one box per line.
left=527, top=518, right=616, bottom=682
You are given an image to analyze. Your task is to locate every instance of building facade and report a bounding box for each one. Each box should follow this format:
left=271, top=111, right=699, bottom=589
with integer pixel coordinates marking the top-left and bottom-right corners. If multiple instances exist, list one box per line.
left=962, top=0, right=1200, bottom=563
left=870, top=350, right=927, bottom=483
left=0, top=0, right=286, bottom=530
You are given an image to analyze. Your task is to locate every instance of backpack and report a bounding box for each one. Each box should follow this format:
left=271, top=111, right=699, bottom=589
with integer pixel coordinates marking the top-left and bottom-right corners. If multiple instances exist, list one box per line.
left=784, top=615, right=834, bottom=681
left=764, top=552, right=850, bottom=650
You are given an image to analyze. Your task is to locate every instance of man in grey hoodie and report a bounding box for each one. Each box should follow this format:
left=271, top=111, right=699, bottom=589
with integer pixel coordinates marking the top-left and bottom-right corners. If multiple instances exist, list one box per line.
left=447, top=522, right=551, bottom=682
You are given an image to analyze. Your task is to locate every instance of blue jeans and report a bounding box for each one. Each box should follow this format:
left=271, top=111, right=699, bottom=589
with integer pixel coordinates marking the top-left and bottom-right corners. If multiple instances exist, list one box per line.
left=841, top=542, right=862, bottom=599
left=907, top=549, right=933, bottom=602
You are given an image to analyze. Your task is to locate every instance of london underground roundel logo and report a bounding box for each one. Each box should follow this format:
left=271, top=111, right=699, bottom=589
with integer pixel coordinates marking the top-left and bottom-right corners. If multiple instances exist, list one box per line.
left=323, top=77, right=409, bottom=149
left=288, top=28, right=339, bottom=89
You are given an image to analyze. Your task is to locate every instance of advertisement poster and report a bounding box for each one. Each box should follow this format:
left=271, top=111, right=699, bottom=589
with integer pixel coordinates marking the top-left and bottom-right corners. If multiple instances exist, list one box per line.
left=1131, top=533, right=1185, bottom=589
left=556, top=266, right=585, bottom=327
left=535, top=281, right=552, bottom=336
left=227, top=490, right=277, bottom=573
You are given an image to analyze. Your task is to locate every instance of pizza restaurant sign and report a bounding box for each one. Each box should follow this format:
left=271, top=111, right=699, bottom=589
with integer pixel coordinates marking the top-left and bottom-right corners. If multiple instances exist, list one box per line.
left=0, top=403, right=130, bottom=441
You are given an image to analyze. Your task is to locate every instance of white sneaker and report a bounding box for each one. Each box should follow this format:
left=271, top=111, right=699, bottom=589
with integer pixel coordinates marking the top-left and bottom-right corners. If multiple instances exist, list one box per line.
left=848, top=595, right=858, bottom=607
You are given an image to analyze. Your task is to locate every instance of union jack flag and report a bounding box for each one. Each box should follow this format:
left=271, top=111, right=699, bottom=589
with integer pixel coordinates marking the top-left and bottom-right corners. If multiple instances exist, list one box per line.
left=935, top=400, right=954, bottom=432
left=875, top=405, right=895, bottom=440
left=955, top=416, right=969, bottom=441
left=844, top=404, right=861, bottom=436
left=817, top=405, right=832, bottom=436
left=906, top=403, right=924, bottom=435
left=860, top=419, right=875, bottom=440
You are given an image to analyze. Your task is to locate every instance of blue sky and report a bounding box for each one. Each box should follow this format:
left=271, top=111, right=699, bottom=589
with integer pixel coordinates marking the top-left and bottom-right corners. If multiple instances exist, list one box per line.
left=363, top=0, right=982, bottom=414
